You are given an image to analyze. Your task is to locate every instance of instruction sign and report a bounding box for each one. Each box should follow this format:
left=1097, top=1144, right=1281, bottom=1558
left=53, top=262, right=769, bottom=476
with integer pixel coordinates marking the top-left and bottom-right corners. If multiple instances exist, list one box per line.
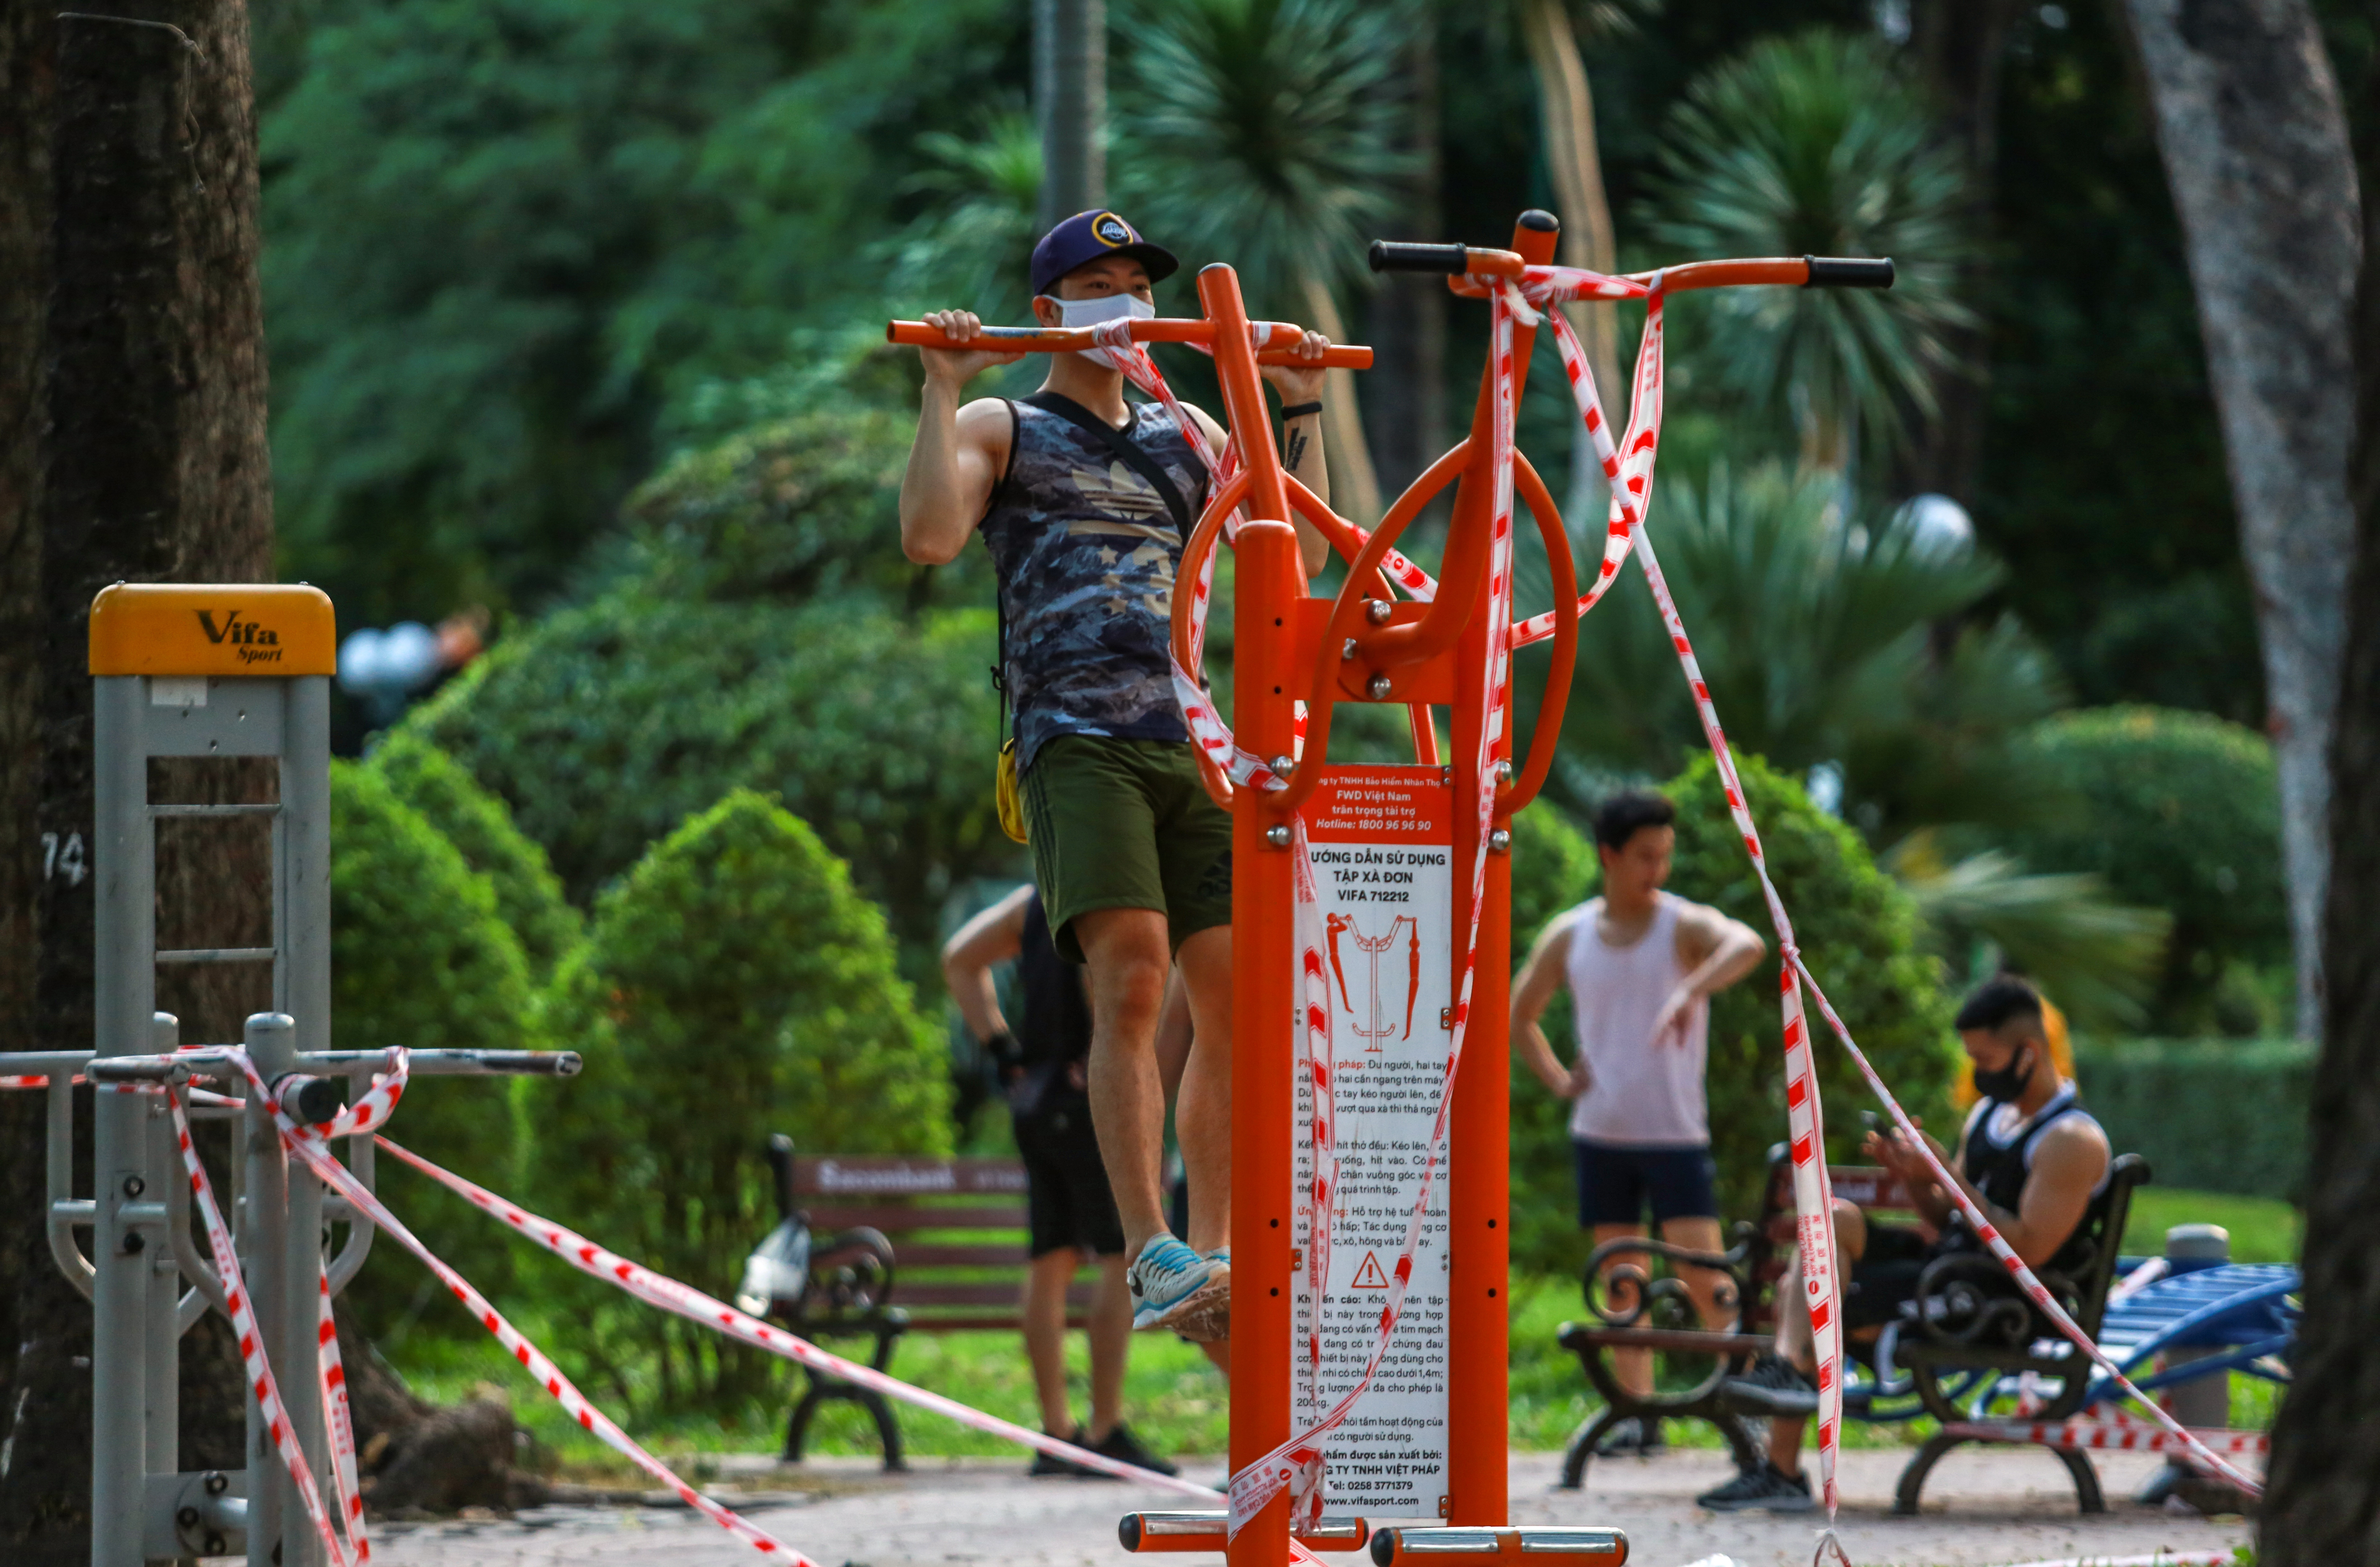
left=1291, top=766, right=1454, bottom=1518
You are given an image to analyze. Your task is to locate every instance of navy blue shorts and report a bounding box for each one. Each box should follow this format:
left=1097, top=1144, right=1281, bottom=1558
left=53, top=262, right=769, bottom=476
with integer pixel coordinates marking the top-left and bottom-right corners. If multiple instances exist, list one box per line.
left=1573, top=1139, right=1719, bottom=1227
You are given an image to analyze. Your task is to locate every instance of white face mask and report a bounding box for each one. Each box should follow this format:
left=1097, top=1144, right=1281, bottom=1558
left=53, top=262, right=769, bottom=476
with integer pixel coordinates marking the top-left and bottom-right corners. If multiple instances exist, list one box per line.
left=1039, top=292, right=1155, bottom=369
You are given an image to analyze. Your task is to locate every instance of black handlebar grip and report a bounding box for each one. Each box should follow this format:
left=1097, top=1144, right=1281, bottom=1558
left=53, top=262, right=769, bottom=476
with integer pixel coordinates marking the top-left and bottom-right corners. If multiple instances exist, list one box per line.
left=1369, top=240, right=1471, bottom=275
left=1805, top=255, right=1895, bottom=289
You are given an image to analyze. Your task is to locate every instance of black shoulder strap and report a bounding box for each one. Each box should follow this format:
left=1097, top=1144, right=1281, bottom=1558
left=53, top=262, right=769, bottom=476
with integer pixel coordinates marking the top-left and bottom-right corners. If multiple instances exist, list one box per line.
left=1020, top=390, right=1194, bottom=538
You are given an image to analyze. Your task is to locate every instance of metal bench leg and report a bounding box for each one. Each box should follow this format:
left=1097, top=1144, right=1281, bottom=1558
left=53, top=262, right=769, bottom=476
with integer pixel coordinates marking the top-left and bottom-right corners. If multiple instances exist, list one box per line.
left=782, top=1371, right=828, bottom=1463
left=858, top=1386, right=907, bottom=1472
left=1894, top=1432, right=1962, bottom=1515
left=2053, top=1444, right=2105, bottom=1514
left=1557, top=1409, right=1618, bottom=1490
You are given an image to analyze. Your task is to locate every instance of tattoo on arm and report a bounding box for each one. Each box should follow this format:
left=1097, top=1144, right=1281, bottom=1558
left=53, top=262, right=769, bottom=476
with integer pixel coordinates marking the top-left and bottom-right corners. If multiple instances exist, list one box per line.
left=1284, top=427, right=1310, bottom=469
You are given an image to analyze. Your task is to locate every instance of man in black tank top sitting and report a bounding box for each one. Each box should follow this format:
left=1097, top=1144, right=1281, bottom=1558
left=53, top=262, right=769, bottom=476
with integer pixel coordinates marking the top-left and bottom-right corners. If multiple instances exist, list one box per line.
left=942, top=886, right=1178, bottom=1477
left=899, top=211, right=1334, bottom=1341
left=1697, top=975, right=2113, bottom=1512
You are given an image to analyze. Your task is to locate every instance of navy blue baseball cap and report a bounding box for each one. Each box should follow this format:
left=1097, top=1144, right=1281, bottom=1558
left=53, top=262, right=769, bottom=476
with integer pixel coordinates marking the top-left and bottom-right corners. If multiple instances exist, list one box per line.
left=1030, top=210, right=1180, bottom=297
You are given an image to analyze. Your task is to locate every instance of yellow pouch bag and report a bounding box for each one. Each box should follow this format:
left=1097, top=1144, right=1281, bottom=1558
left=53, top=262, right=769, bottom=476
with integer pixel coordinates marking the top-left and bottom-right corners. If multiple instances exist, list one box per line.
left=996, top=737, right=1028, bottom=844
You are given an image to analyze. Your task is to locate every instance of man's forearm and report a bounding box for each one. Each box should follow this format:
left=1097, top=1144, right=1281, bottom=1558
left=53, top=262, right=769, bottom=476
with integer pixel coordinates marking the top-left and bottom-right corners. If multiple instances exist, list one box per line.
left=1282, top=408, right=1328, bottom=573
left=900, top=378, right=971, bottom=562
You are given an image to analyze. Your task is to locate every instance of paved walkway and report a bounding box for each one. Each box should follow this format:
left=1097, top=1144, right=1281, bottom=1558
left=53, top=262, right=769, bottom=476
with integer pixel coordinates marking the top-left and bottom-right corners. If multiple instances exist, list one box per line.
left=349, top=1448, right=2250, bottom=1567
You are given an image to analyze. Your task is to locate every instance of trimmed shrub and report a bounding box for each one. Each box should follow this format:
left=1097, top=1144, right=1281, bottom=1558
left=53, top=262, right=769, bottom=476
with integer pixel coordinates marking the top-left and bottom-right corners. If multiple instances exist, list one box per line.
left=402, top=598, right=1012, bottom=986
left=327, top=762, right=543, bottom=1337
left=1504, top=755, right=1958, bottom=1276
left=2074, top=1038, right=2314, bottom=1202
left=367, top=731, right=582, bottom=980
left=1999, top=707, right=2286, bottom=1035
left=537, top=790, right=953, bottom=1411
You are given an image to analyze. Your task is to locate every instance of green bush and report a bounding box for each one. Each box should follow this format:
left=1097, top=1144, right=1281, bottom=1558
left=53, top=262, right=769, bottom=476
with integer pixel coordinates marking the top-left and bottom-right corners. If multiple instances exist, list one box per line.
left=402, top=597, right=1013, bottom=986
left=1506, top=803, right=1599, bottom=1276
left=2074, top=1037, right=2314, bottom=1202
left=1503, top=755, right=1959, bottom=1277
left=615, top=405, right=991, bottom=609
left=327, top=762, right=545, bottom=1337
left=1999, top=707, right=2286, bottom=1035
left=367, top=731, right=583, bottom=981
left=537, top=789, right=953, bottom=1411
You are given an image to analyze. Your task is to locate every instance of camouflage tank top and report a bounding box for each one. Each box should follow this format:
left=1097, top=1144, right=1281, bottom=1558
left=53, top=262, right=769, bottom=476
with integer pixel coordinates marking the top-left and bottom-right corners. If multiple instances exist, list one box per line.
left=980, top=394, right=1211, bottom=771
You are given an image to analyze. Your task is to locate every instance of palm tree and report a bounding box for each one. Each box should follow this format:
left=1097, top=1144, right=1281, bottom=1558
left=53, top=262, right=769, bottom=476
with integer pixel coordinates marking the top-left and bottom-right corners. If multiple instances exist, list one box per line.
left=1645, top=30, right=1971, bottom=476
left=1550, top=458, right=2166, bottom=1017
left=1884, top=833, right=2170, bottom=1032
left=1116, top=0, right=1415, bottom=524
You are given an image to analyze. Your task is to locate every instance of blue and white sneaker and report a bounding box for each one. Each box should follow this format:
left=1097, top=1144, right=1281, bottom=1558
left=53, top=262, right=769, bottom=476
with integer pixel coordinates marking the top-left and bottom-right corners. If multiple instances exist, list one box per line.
left=1129, top=1235, right=1230, bottom=1340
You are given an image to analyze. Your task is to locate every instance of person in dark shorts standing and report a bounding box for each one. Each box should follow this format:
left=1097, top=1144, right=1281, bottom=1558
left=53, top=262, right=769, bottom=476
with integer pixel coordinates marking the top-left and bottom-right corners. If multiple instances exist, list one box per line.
left=900, top=210, right=1333, bottom=1340
left=1696, top=975, right=2114, bottom=1512
left=943, top=884, right=1176, bottom=1476
left=1509, top=791, right=1768, bottom=1455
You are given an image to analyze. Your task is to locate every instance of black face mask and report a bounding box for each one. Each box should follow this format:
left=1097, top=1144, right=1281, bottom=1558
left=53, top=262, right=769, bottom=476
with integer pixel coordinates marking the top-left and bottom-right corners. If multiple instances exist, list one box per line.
left=1973, top=1045, right=2034, bottom=1103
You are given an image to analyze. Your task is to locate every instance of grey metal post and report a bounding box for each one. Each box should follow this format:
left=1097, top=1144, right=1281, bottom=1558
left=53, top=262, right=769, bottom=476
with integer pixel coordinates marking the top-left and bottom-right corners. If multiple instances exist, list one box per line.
left=242, top=1012, right=296, bottom=1567
left=142, top=1014, right=181, bottom=1494
left=282, top=675, right=332, bottom=1059
left=89, top=675, right=154, bottom=1567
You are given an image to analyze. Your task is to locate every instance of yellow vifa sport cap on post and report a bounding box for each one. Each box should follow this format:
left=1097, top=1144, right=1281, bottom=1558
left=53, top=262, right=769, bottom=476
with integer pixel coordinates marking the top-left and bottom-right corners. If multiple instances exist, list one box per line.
left=88, top=582, right=337, bottom=677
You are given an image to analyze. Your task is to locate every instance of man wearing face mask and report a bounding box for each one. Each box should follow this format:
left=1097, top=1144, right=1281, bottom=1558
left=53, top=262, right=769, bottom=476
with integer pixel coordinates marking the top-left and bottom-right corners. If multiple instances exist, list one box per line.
left=898, top=211, right=1333, bottom=1342
left=1696, top=975, right=2113, bottom=1512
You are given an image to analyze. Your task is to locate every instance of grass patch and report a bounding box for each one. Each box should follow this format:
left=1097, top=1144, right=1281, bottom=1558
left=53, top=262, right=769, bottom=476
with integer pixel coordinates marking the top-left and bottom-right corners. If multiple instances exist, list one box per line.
left=388, top=1246, right=2291, bottom=1478
left=2122, top=1186, right=2300, bottom=1265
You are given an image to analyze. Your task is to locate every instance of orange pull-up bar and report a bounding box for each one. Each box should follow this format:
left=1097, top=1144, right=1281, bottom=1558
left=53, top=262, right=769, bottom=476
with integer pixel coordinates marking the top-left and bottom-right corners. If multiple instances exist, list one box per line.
left=885, top=317, right=1375, bottom=370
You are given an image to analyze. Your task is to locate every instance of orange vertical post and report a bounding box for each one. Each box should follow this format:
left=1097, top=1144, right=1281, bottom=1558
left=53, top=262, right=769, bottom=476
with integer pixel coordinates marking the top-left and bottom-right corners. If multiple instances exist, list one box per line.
left=1206, top=260, right=1301, bottom=1567
left=1446, top=208, right=1562, bottom=1526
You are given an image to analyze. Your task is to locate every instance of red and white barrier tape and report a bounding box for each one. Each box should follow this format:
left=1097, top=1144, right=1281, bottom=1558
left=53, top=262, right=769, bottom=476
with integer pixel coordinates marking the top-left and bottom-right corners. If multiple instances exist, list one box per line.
left=218, top=1067, right=820, bottom=1564
left=1988, top=1555, right=2242, bottom=1567
left=1946, top=1417, right=2269, bottom=1458
left=1619, top=428, right=2268, bottom=1511
left=365, top=1135, right=1230, bottom=1499
left=163, top=1080, right=357, bottom=1567
left=316, top=1263, right=370, bottom=1561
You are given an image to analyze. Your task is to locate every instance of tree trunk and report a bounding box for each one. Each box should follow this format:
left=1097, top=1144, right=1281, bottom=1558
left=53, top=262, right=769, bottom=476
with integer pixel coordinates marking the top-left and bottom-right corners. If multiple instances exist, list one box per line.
left=1033, top=0, right=1105, bottom=232
left=1904, top=0, right=2021, bottom=506
left=1300, top=276, right=1385, bottom=527
left=2258, top=16, right=2380, bottom=1551
left=1517, top=0, right=1623, bottom=530
left=0, top=5, right=275, bottom=1557
left=1362, top=22, right=1447, bottom=509
left=2122, top=0, right=2359, bottom=1041
left=0, top=0, right=59, bottom=1475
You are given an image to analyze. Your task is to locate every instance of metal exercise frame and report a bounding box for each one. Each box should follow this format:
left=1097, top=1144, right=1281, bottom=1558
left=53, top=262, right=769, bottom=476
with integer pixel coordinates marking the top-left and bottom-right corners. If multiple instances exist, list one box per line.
left=0, top=583, right=579, bottom=1567
left=893, top=219, right=1889, bottom=1567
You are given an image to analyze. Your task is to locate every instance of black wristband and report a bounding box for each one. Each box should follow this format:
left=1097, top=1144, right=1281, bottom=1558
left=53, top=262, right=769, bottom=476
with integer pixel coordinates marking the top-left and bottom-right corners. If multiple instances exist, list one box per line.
left=1277, top=400, right=1323, bottom=421
left=984, top=1031, right=1023, bottom=1073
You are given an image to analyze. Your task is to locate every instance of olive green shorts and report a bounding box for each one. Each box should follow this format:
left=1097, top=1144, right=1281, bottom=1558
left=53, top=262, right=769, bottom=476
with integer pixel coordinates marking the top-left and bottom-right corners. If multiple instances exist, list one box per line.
left=1021, top=735, right=1234, bottom=964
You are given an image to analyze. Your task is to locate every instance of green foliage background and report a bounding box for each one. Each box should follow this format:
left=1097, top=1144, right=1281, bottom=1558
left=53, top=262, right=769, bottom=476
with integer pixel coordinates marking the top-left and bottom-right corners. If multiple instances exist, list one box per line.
left=535, top=791, right=952, bottom=1409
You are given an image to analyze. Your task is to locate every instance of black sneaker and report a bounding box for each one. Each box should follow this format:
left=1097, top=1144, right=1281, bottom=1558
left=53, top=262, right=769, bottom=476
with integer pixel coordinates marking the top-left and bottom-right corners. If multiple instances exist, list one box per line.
left=1093, top=1421, right=1179, bottom=1477
left=1695, top=1459, right=1816, bottom=1513
left=1722, top=1353, right=1819, bottom=1415
left=1592, top=1416, right=1666, bottom=1457
left=1029, top=1427, right=1102, bottom=1477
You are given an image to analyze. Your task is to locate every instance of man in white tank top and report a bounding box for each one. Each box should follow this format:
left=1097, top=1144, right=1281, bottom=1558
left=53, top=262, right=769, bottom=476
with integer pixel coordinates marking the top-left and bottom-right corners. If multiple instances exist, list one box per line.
left=1510, top=792, right=1767, bottom=1453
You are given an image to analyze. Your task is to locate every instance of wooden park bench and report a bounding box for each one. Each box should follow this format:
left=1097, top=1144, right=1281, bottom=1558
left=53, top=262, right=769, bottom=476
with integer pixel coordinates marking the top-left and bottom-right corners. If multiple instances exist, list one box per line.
left=747, top=1137, right=1098, bottom=1471
left=1553, top=1140, right=2150, bottom=1513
